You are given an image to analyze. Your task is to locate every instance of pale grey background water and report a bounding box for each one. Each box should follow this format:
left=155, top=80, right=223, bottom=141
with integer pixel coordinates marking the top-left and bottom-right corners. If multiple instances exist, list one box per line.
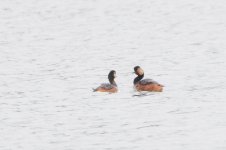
left=1, top=0, right=226, bottom=149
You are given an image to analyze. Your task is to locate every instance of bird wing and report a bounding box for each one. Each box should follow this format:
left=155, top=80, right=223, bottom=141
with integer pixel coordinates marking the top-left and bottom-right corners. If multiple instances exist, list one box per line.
left=100, top=83, right=115, bottom=90
left=139, top=79, right=159, bottom=85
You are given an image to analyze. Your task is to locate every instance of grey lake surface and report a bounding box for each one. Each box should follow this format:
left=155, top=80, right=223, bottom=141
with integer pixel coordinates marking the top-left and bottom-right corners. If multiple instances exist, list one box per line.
left=1, top=0, right=226, bottom=149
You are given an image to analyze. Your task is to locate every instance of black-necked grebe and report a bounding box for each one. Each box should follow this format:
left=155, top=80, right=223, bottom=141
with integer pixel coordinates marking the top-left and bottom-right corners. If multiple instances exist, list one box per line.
left=133, top=66, right=163, bottom=92
left=93, top=70, right=118, bottom=93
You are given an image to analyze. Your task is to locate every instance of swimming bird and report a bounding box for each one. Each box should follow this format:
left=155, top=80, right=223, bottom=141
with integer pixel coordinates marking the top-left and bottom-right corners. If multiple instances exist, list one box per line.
left=133, top=66, right=163, bottom=92
left=93, top=70, right=118, bottom=93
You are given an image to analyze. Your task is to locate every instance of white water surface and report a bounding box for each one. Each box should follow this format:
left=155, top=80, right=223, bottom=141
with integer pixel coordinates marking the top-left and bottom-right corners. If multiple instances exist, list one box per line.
left=1, top=0, right=226, bottom=149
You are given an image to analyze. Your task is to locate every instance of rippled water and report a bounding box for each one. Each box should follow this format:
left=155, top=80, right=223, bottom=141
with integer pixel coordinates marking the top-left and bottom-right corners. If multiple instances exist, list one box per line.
left=1, top=0, right=226, bottom=149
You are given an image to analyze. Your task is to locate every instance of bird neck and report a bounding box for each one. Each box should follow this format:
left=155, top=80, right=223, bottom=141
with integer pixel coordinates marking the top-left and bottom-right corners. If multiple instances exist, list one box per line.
left=109, top=78, right=117, bottom=87
left=133, top=74, right=144, bottom=84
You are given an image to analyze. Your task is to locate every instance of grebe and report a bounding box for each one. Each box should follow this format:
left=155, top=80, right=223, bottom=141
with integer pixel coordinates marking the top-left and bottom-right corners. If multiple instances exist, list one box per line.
left=133, top=66, right=163, bottom=92
left=93, top=70, right=118, bottom=93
